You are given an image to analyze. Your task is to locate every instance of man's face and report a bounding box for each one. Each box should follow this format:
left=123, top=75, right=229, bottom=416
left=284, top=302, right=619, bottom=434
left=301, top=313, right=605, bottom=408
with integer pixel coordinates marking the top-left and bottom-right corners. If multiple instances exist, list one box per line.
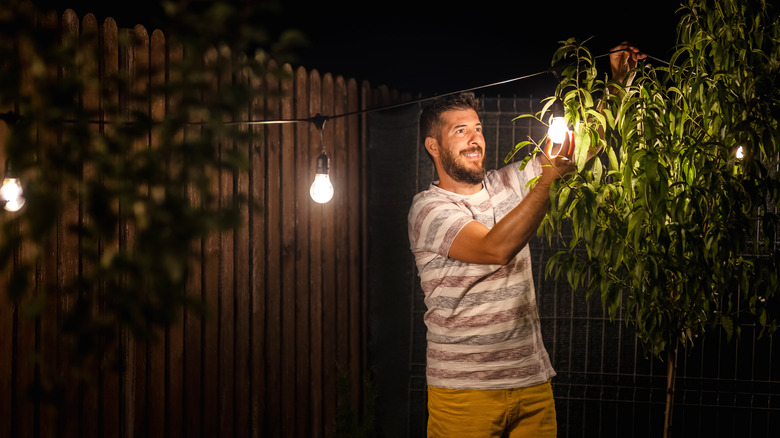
left=435, top=109, right=486, bottom=185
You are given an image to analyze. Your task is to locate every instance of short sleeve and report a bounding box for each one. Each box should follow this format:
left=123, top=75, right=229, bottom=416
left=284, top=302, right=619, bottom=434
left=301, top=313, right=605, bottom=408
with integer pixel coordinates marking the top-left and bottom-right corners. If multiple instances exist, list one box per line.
left=408, top=191, right=475, bottom=264
left=498, top=156, right=542, bottom=198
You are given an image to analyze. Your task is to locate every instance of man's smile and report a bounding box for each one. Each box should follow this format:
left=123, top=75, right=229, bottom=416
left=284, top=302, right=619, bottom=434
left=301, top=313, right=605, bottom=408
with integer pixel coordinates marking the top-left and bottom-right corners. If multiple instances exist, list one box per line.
left=461, top=147, right=483, bottom=160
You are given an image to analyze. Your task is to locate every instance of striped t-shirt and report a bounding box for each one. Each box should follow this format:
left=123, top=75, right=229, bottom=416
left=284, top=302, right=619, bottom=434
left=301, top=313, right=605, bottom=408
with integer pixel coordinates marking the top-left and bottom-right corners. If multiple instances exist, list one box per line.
left=407, top=161, right=555, bottom=390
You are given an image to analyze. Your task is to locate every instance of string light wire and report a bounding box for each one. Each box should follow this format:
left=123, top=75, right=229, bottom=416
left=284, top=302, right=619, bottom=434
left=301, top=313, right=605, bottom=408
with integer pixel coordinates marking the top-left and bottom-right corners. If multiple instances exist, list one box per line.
left=0, top=48, right=667, bottom=130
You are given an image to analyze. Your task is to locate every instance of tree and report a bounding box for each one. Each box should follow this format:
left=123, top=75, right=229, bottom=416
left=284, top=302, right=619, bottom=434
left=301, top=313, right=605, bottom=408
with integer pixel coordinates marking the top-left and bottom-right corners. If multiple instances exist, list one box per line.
left=510, top=0, right=780, bottom=436
left=0, top=0, right=303, bottom=392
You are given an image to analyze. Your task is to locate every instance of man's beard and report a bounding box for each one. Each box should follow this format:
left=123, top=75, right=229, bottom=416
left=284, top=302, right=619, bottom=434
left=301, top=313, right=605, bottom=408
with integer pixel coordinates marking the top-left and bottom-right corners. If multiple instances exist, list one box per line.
left=440, top=146, right=486, bottom=185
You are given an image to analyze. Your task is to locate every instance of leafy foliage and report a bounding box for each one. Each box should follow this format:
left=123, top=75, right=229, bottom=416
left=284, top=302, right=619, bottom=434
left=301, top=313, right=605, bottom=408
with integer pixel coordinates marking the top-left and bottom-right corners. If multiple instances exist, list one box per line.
left=511, top=0, right=780, bottom=359
left=0, top=0, right=302, bottom=378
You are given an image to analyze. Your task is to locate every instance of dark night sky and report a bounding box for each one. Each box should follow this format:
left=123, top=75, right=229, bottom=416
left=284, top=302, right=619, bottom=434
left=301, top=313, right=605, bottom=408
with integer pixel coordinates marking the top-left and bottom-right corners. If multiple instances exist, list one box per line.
left=285, top=0, right=681, bottom=95
left=58, top=0, right=681, bottom=96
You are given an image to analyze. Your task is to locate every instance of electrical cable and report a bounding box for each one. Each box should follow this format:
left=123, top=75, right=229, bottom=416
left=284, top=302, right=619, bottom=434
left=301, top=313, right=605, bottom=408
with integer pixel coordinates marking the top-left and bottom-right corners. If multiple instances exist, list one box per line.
left=0, top=48, right=667, bottom=129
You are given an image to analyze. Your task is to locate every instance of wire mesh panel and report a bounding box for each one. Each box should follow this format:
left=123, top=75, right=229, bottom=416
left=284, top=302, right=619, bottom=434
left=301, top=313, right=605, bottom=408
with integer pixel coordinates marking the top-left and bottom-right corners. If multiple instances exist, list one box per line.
left=368, top=95, right=780, bottom=437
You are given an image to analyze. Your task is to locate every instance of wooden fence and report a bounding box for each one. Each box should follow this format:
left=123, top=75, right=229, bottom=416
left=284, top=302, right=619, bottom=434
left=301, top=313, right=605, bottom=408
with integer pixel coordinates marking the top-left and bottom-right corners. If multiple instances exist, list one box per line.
left=0, top=8, right=407, bottom=437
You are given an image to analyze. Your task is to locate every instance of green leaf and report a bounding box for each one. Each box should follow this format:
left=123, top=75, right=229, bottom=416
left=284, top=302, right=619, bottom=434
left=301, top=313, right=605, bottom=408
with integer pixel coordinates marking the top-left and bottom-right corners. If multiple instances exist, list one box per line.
left=591, top=158, right=603, bottom=187
left=558, top=185, right=571, bottom=211
left=607, top=145, right=619, bottom=172
left=721, top=316, right=734, bottom=341
left=505, top=141, right=534, bottom=164
left=575, top=132, right=591, bottom=172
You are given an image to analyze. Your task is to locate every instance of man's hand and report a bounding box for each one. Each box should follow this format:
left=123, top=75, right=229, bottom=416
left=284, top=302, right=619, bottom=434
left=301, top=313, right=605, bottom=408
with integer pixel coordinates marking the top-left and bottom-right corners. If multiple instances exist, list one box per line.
left=540, top=131, right=576, bottom=182
left=610, top=41, right=647, bottom=85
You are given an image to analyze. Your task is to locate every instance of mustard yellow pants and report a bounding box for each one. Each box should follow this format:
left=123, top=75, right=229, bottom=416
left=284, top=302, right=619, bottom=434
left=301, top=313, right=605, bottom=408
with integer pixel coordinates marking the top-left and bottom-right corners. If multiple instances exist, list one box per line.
left=427, top=381, right=557, bottom=437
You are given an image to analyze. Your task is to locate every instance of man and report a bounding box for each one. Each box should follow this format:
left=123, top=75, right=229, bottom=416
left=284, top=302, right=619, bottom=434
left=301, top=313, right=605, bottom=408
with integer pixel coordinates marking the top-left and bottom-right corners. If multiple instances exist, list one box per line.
left=407, top=43, right=644, bottom=437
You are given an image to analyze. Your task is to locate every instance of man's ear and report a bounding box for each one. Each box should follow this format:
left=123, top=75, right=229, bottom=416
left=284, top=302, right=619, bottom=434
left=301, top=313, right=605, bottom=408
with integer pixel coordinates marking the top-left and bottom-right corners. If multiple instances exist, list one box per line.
left=425, top=137, right=439, bottom=157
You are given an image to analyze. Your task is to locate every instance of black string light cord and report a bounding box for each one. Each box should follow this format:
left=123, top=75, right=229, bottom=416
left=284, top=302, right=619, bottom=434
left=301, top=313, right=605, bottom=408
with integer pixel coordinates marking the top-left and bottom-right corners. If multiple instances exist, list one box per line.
left=0, top=48, right=668, bottom=129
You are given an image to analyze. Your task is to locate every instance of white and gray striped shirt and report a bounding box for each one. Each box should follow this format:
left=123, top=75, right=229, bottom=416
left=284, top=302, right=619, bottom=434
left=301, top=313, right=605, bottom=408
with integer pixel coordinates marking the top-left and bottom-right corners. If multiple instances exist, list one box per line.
left=408, top=161, right=555, bottom=390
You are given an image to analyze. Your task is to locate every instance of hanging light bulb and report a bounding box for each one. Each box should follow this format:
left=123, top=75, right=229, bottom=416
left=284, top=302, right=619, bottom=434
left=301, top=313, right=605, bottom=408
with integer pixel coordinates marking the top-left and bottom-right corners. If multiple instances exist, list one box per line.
left=310, top=152, right=334, bottom=203
left=1, top=177, right=25, bottom=212
left=548, top=116, right=568, bottom=145
left=309, top=114, right=334, bottom=203
left=735, top=145, right=744, bottom=160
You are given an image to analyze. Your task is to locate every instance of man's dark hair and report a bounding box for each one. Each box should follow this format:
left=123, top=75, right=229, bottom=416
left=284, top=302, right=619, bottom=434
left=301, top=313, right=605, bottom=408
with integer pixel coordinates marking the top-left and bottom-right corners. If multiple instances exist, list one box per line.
left=419, top=93, right=480, bottom=141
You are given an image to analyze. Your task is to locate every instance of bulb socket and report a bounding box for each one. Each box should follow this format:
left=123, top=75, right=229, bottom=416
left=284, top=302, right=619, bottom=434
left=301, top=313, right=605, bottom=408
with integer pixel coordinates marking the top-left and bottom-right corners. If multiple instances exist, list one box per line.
left=315, top=152, right=329, bottom=175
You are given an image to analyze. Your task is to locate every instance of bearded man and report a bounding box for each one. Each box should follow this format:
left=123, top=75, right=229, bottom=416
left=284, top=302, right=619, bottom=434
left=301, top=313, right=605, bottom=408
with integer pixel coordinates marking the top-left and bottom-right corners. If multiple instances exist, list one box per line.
left=407, top=43, right=644, bottom=437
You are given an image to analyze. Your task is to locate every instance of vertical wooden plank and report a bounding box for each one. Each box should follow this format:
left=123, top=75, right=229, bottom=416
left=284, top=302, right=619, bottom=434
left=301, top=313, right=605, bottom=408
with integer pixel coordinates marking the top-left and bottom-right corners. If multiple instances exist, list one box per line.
left=359, top=79, right=372, bottom=417
left=165, top=37, right=185, bottom=438
left=80, top=12, right=101, bottom=438
left=333, top=76, right=349, bottom=376
left=308, top=69, right=324, bottom=438
left=321, top=72, right=337, bottom=438
left=346, top=78, right=362, bottom=413
left=99, top=17, right=121, bottom=438
left=217, top=46, right=236, bottom=438
left=0, top=15, right=15, bottom=435
left=201, top=46, right=220, bottom=438
left=127, top=23, right=150, bottom=438
left=234, top=54, right=251, bottom=437
left=11, top=7, right=42, bottom=436
left=58, top=9, right=82, bottom=436
left=280, top=63, right=297, bottom=437
left=36, top=9, right=61, bottom=438
left=264, top=59, right=283, bottom=438
left=0, top=76, right=11, bottom=438
left=183, top=42, right=204, bottom=438
left=58, top=10, right=82, bottom=438
left=250, top=57, right=267, bottom=438
left=148, top=28, right=167, bottom=438
left=293, top=65, right=311, bottom=438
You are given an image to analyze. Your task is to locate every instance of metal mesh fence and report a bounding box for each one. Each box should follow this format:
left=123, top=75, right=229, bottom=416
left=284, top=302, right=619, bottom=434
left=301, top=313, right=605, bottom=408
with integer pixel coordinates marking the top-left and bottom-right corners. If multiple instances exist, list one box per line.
left=367, top=95, right=779, bottom=438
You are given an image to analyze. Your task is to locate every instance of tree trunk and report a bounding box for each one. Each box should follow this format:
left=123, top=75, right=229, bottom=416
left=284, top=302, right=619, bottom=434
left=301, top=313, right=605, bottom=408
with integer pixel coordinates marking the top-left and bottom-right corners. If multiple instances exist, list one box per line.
left=663, top=340, right=679, bottom=438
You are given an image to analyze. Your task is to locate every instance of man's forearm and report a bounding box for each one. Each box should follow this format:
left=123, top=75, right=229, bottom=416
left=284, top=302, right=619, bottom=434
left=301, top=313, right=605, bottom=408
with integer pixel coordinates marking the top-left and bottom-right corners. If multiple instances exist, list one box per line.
left=446, top=172, right=556, bottom=265
left=482, top=176, right=553, bottom=264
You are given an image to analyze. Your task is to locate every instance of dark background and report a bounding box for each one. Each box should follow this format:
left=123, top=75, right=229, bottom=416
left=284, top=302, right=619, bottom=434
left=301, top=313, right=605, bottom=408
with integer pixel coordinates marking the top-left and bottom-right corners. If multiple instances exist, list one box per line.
left=58, top=0, right=680, bottom=95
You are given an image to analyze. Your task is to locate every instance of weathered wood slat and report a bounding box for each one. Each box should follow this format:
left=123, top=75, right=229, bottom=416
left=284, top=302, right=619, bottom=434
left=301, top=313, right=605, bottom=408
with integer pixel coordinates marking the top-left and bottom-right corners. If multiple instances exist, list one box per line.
left=201, top=46, right=220, bottom=438
left=334, top=76, right=349, bottom=380
left=80, top=12, right=101, bottom=438
left=280, top=62, right=298, bottom=437
left=0, top=46, right=11, bottom=438
left=293, top=65, right=312, bottom=438
left=234, top=53, right=252, bottom=437
left=308, top=68, right=324, bottom=438
left=127, top=23, right=150, bottom=438
left=249, top=54, right=266, bottom=438
left=13, top=7, right=42, bottom=437
left=148, top=27, right=167, bottom=438
left=165, top=35, right=185, bottom=438
left=100, top=16, right=121, bottom=438
left=182, top=41, right=204, bottom=438
left=346, top=77, right=362, bottom=413
left=45, top=8, right=71, bottom=438
left=218, top=46, right=236, bottom=438
left=321, top=72, right=337, bottom=438
left=264, top=59, right=283, bottom=438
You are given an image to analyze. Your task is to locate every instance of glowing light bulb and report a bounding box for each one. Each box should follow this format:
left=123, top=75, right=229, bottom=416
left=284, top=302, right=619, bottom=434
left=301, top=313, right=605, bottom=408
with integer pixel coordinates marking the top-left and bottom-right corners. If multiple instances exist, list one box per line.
left=548, top=117, right=568, bottom=144
left=1, top=177, right=25, bottom=212
left=310, top=152, right=334, bottom=204
left=735, top=146, right=744, bottom=160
